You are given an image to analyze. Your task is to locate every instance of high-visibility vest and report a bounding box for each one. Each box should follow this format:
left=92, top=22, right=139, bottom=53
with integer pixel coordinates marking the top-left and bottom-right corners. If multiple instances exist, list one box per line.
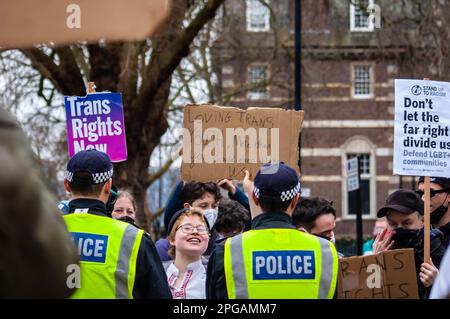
left=224, top=228, right=338, bottom=299
left=64, top=212, right=144, bottom=299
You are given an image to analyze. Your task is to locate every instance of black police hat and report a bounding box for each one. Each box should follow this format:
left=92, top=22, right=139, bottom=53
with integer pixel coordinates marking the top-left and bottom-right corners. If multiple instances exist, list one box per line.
left=66, top=150, right=113, bottom=185
left=253, top=162, right=301, bottom=202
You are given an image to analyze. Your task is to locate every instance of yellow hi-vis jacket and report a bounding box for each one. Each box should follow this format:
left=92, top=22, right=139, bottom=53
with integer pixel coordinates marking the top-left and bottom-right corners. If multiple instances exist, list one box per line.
left=224, top=228, right=338, bottom=299
left=64, top=213, right=144, bottom=299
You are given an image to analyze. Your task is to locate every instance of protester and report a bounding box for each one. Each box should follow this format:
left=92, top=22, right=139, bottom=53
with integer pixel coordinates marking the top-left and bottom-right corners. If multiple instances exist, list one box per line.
left=57, top=199, right=70, bottom=214
left=215, top=199, right=250, bottom=240
left=0, top=107, right=79, bottom=298
left=162, top=179, right=250, bottom=233
left=112, top=190, right=137, bottom=224
left=292, top=197, right=337, bottom=243
left=430, top=247, right=450, bottom=299
left=164, top=208, right=210, bottom=299
left=156, top=181, right=224, bottom=261
left=417, top=177, right=450, bottom=249
left=292, top=196, right=343, bottom=257
left=362, top=218, right=388, bottom=255
left=63, top=149, right=172, bottom=299
left=105, top=184, right=119, bottom=215
left=207, top=163, right=339, bottom=299
left=374, top=189, right=446, bottom=298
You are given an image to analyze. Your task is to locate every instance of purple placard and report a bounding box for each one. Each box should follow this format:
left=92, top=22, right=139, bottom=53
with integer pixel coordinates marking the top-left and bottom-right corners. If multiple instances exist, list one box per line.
left=64, top=92, right=127, bottom=162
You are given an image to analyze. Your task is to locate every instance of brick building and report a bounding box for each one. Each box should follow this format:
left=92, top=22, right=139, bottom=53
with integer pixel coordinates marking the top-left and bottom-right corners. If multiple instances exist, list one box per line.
left=212, top=0, right=420, bottom=238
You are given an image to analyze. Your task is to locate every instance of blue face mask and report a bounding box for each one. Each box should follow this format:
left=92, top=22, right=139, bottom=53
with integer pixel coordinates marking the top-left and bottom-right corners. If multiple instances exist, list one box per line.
left=203, top=208, right=218, bottom=229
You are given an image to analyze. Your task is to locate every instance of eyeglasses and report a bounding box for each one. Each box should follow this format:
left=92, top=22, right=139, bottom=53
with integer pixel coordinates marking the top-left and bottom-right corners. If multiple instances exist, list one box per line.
left=415, top=188, right=449, bottom=198
left=176, top=224, right=209, bottom=234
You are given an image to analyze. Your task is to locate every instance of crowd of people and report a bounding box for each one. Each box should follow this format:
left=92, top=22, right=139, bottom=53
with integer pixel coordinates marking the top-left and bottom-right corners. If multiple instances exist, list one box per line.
left=53, top=149, right=450, bottom=299
left=2, top=108, right=450, bottom=299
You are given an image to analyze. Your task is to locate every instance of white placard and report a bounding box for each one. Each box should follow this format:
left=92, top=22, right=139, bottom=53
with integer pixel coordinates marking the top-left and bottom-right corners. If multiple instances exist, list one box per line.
left=347, top=157, right=359, bottom=192
left=394, top=79, right=450, bottom=177
left=301, top=187, right=311, bottom=198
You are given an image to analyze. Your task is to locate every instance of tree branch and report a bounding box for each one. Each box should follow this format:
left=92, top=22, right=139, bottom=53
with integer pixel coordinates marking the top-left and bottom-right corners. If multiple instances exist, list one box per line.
left=20, top=47, right=85, bottom=95
left=145, top=152, right=180, bottom=186
left=135, top=0, right=225, bottom=110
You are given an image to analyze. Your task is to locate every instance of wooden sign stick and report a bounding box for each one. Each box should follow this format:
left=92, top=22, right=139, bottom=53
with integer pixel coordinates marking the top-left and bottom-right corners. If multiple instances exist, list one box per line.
left=87, top=82, right=96, bottom=94
left=424, top=176, right=431, bottom=263
left=422, top=77, right=431, bottom=264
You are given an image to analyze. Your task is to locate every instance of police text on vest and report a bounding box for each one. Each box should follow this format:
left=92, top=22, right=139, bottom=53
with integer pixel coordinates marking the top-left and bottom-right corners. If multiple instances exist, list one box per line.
left=253, top=250, right=316, bottom=280
left=71, top=232, right=108, bottom=263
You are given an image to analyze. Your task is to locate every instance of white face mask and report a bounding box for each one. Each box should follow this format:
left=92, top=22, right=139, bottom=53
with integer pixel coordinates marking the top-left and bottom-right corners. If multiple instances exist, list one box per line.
left=203, top=208, right=218, bottom=229
left=330, top=234, right=336, bottom=244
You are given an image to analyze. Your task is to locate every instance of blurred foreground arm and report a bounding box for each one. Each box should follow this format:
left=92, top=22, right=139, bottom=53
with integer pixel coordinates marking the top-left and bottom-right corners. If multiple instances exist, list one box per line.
left=0, top=108, right=79, bottom=298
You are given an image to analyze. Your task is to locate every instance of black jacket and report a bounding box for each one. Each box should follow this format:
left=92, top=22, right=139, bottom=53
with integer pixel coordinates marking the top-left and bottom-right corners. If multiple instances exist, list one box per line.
left=438, top=221, right=450, bottom=249
left=68, top=199, right=172, bottom=299
left=392, top=227, right=445, bottom=299
left=206, top=212, right=296, bottom=299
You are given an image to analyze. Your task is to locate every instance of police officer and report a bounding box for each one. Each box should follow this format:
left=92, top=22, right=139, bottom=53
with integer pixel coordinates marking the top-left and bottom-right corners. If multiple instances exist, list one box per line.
left=206, top=162, right=338, bottom=299
left=63, top=150, right=172, bottom=299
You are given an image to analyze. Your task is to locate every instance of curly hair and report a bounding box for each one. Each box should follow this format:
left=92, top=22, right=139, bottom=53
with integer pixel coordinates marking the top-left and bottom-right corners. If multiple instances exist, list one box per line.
left=215, top=199, right=250, bottom=236
left=181, top=181, right=222, bottom=205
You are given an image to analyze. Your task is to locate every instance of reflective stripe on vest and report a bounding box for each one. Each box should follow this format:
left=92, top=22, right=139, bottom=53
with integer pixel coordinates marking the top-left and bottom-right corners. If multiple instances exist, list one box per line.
left=224, top=229, right=338, bottom=299
left=229, top=233, right=249, bottom=298
left=64, top=213, right=143, bottom=299
left=115, top=224, right=140, bottom=298
left=318, top=238, right=337, bottom=299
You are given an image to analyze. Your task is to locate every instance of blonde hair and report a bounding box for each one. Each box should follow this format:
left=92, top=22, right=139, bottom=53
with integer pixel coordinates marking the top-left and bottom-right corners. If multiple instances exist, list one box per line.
left=168, top=208, right=208, bottom=259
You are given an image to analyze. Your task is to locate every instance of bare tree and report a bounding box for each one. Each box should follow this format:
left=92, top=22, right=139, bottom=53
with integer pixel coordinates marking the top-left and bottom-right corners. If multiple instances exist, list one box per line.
left=1, top=0, right=226, bottom=231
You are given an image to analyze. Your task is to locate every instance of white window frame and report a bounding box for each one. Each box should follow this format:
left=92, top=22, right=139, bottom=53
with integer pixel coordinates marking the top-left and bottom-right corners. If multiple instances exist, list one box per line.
left=351, top=63, right=374, bottom=99
left=341, top=136, right=377, bottom=220
left=246, top=0, right=270, bottom=32
left=247, top=64, right=269, bottom=100
left=350, top=0, right=374, bottom=32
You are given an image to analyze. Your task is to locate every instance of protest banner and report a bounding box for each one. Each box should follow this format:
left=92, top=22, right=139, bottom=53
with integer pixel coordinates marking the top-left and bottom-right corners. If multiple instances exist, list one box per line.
left=394, top=78, right=450, bottom=262
left=337, top=248, right=419, bottom=299
left=394, top=79, right=450, bottom=177
left=181, top=104, right=304, bottom=181
left=64, top=90, right=127, bottom=162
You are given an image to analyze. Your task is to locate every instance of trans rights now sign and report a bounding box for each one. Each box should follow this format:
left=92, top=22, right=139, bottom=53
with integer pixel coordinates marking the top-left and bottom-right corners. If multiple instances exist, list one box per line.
left=64, top=92, right=127, bottom=162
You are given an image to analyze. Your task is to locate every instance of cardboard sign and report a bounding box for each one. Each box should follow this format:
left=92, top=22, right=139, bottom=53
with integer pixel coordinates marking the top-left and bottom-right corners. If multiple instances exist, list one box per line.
left=181, top=104, right=304, bottom=181
left=338, top=249, right=419, bottom=299
left=64, top=92, right=127, bottom=162
left=0, top=0, right=170, bottom=48
left=394, top=79, right=450, bottom=177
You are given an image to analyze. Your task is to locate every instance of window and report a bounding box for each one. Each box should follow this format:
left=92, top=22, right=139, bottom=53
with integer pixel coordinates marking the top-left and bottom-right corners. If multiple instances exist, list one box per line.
left=246, top=0, right=270, bottom=32
left=352, top=64, right=373, bottom=98
left=341, top=137, right=376, bottom=219
left=350, top=0, right=374, bottom=32
left=247, top=65, right=268, bottom=100
left=347, top=154, right=371, bottom=216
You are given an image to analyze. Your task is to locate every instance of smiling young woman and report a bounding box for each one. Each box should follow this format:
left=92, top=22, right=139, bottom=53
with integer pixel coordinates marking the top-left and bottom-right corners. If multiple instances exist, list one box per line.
left=164, top=208, right=210, bottom=299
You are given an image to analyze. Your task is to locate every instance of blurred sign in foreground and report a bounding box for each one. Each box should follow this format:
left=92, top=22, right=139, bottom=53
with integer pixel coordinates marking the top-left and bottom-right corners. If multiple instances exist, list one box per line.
left=0, top=0, right=170, bottom=48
